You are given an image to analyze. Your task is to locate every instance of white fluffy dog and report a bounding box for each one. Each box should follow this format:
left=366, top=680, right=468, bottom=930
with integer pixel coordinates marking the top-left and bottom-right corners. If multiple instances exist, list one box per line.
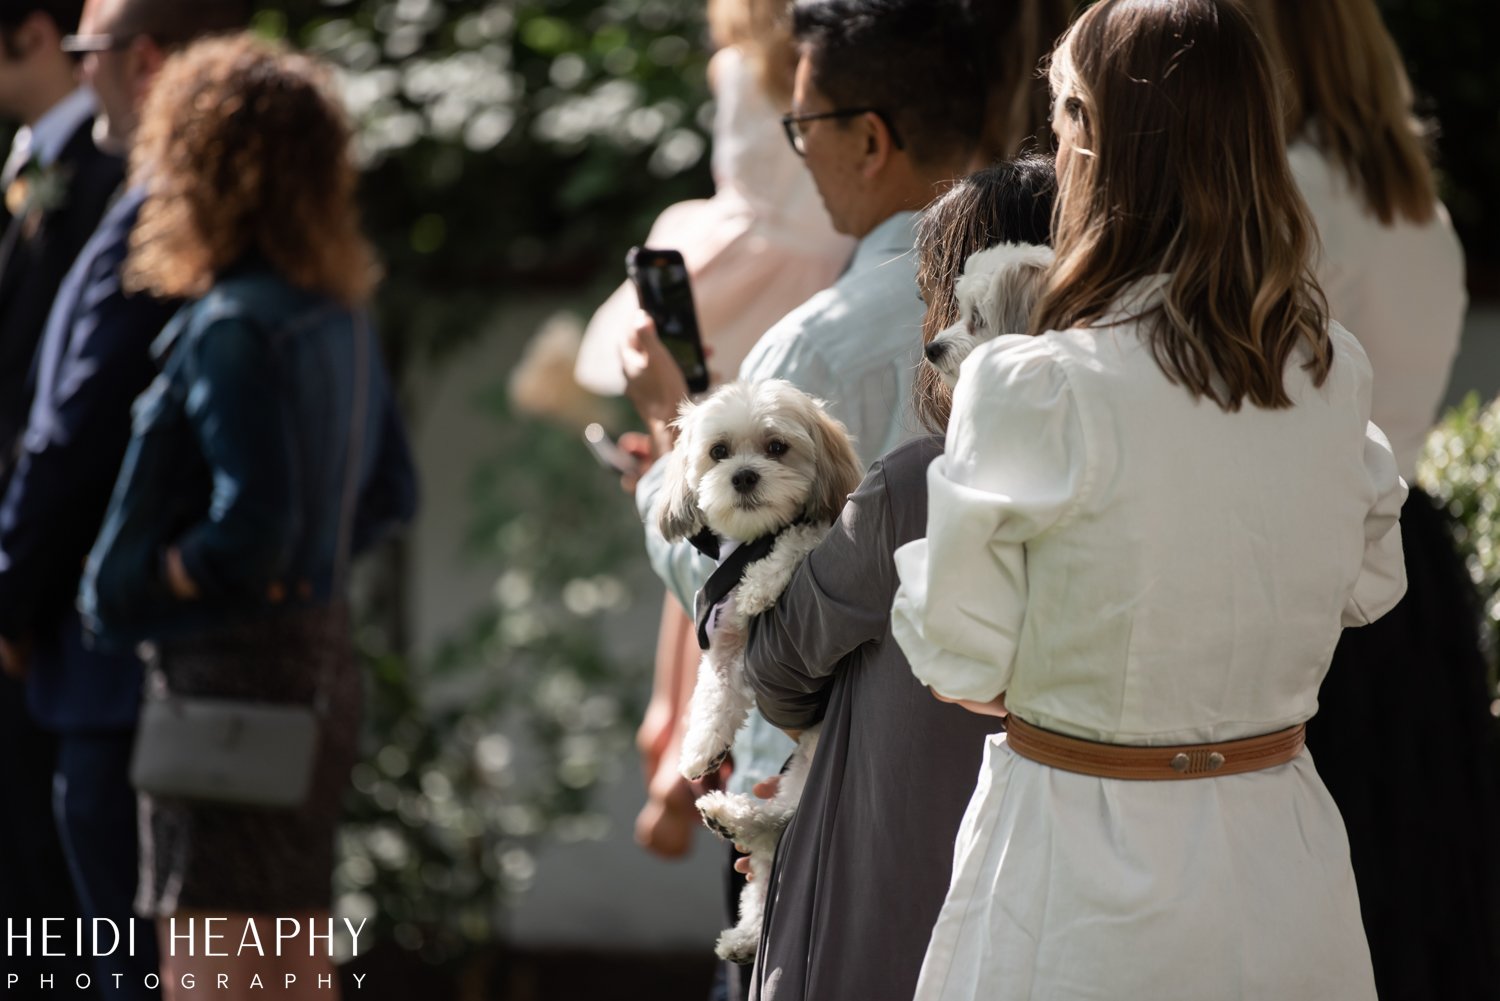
left=922, top=241, right=1054, bottom=387
left=656, top=379, right=862, bottom=964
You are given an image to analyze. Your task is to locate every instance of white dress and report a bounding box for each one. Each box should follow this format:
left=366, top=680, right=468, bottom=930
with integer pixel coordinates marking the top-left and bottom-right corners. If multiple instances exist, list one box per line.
left=891, top=286, right=1407, bottom=1001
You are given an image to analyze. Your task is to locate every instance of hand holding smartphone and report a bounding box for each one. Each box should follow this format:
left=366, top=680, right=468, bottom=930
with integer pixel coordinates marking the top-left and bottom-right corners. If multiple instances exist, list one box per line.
left=625, top=246, right=711, bottom=394
left=583, top=423, right=644, bottom=477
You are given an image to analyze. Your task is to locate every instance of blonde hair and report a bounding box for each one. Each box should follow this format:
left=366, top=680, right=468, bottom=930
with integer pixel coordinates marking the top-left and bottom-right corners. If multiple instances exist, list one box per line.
left=1035, top=0, right=1330, bottom=412
left=708, top=0, right=795, bottom=107
left=1248, top=0, right=1437, bottom=225
left=125, top=33, right=377, bottom=305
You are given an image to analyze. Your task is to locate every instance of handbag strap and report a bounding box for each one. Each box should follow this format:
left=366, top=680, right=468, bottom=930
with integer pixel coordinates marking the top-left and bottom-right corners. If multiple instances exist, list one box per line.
left=311, top=310, right=371, bottom=715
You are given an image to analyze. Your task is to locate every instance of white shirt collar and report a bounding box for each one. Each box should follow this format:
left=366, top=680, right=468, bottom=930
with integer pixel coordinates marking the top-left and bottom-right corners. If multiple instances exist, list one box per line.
left=4, top=87, right=97, bottom=182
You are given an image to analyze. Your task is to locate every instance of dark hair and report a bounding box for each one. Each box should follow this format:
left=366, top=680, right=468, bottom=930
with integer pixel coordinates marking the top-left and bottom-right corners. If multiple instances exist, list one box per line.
left=0, top=0, right=83, bottom=57
left=105, top=0, right=248, bottom=52
left=964, top=0, right=1075, bottom=161
left=791, top=0, right=985, bottom=168
left=913, top=155, right=1057, bottom=433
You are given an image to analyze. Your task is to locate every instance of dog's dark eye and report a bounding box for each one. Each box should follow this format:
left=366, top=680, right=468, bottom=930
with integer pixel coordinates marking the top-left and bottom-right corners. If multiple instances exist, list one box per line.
left=767, top=440, right=789, bottom=458
left=710, top=443, right=729, bottom=462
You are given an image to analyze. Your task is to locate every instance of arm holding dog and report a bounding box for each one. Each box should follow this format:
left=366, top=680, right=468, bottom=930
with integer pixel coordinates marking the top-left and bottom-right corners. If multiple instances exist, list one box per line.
left=744, top=458, right=896, bottom=731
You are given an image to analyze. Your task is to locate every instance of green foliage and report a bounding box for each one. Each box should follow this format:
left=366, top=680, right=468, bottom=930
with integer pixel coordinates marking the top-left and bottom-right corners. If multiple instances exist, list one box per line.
left=337, top=399, right=649, bottom=965
left=259, top=0, right=715, bottom=373
left=1418, top=392, right=1500, bottom=682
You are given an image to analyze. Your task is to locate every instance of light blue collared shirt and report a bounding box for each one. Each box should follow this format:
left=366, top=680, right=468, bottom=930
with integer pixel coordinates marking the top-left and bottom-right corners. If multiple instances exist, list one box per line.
left=636, top=210, right=925, bottom=792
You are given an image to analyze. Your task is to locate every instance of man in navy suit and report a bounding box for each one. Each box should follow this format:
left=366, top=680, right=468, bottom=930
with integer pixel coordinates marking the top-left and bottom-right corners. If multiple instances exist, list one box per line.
left=0, top=0, right=246, bottom=994
left=0, top=0, right=122, bottom=987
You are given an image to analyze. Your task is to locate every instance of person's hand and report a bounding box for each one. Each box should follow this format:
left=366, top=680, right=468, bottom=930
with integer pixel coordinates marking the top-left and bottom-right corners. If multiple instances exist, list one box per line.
left=0, top=634, right=31, bottom=681
left=620, top=312, right=689, bottom=457
left=164, top=546, right=199, bottom=601
left=617, top=431, right=656, bottom=496
left=731, top=776, right=781, bottom=881
left=635, top=772, right=699, bottom=860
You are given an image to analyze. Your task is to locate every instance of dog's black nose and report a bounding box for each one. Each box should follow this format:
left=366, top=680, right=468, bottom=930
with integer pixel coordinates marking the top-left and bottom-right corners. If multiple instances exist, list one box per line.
left=732, top=469, right=760, bottom=493
left=925, top=341, right=947, bottom=362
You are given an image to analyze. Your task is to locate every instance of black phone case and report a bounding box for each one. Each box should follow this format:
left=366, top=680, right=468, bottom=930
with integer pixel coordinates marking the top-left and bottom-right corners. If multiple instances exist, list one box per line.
left=626, top=246, right=711, bottom=394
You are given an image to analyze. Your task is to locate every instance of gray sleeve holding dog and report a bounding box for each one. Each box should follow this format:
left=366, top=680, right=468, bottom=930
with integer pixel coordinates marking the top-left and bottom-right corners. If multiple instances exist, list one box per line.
left=741, top=434, right=1001, bottom=1001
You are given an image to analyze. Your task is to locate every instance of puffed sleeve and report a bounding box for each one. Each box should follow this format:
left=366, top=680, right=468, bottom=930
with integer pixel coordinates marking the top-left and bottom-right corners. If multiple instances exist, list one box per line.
left=891, top=335, right=1088, bottom=702
left=1343, top=420, right=1408, bottom=625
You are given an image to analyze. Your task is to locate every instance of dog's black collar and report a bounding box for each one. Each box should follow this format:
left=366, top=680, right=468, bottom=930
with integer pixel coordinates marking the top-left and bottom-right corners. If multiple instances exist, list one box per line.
left=692, top=516, right=813, bottom=651
left=688, top=526, right=722, bottom=560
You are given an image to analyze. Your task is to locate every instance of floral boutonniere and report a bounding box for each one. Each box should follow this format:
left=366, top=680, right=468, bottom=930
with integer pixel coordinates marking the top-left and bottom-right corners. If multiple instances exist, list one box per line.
left=5, top=160, right=72, bottom=234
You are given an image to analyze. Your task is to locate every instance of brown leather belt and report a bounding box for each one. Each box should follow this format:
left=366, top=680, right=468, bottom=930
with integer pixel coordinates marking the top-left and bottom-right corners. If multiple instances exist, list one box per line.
left=1004, top=714, right=1306, bottom=780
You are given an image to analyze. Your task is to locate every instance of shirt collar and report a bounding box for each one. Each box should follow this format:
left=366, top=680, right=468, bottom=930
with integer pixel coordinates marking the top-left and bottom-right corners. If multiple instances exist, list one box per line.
left=7, top=87, right=97, bottom=174
left=847, top=210, right=919, bottom=276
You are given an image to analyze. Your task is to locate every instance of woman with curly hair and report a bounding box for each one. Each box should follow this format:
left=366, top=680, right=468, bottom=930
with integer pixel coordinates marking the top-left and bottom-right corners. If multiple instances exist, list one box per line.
left=80, top=34, right=416, bottom=999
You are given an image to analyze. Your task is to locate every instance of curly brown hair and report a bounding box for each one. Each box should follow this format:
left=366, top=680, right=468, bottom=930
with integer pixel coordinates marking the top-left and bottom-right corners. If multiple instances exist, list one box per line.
left=125, top=33, right=376, bottom=305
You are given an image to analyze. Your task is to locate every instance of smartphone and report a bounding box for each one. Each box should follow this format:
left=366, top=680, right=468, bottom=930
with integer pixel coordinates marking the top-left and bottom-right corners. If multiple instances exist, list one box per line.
left=583, top=423, right=643, bottom=477
left=626, top=246, right=710, bottom=394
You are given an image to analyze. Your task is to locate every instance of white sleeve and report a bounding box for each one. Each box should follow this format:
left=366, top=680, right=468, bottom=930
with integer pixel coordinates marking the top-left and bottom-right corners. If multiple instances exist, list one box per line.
left=1343, top=420, right=1408, bottom=626
left=892, top=335, right=1088, bottom=702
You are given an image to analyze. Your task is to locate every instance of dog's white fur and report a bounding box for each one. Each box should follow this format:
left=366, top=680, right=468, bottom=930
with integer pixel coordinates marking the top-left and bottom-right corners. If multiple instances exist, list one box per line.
left=925, top=241, right=1054, bottom=388
left=655, top=379, right=861, bottom=964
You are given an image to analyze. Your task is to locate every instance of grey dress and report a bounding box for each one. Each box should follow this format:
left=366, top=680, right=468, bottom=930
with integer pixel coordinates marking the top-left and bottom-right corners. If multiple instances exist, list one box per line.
left=744, top=436, right=999, bottom=1001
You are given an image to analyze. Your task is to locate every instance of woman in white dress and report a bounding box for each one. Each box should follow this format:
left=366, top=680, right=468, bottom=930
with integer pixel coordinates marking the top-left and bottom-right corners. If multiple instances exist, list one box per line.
left=891, top=2, right=1404, bottom=998
left=1248, top=4, right=1500, bottom=996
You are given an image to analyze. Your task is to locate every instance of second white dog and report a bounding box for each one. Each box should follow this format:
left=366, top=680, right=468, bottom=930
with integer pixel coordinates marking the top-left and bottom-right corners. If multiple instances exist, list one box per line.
left=656, top=378, right=862, bottom=964
left=923, top=240, right=1054, bottom=388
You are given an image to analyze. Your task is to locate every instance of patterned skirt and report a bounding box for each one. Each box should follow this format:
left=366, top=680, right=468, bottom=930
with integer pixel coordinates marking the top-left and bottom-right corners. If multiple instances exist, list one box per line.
left=135, top=603, right=361, bottom=916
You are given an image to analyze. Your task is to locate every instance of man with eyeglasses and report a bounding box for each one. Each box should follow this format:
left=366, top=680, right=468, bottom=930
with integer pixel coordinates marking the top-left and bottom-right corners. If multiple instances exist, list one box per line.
left=0, top=1, right=245, bottom=996
left=620, top=1, right=986, bottom=995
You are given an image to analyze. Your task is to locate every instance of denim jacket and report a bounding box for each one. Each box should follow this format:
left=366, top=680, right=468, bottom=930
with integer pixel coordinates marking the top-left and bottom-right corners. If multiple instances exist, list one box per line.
left=79, top=266, right=418, bottom=649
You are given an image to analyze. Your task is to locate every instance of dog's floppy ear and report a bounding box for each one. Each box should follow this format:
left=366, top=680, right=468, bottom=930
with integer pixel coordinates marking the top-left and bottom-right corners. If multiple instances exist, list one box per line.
left=982, top=242, right=1055, bottom=336
left=803, top=401, right=864, bottom=525
left=655, top=403, right=704, bottom=541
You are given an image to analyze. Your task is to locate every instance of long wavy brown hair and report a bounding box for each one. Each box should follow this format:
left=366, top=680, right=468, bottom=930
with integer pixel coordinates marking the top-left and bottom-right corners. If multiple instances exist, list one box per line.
left=1037, top=0, right=1330, bottom=412
left=913, top=156, right=1056, bottom=434
left=1246, top=0, right=1437, bottom=226
left=125, top=34, right=376, bottom=305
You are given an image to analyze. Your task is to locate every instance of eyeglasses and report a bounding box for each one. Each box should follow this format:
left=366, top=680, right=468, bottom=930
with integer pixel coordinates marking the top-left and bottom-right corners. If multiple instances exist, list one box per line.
left=780, top=108, right=905, bottom=157
left=59, top=33, right=138, bottom=54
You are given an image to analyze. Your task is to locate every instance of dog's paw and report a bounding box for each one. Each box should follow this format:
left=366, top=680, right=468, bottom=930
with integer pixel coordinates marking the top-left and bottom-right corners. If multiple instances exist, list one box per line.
left=715, top=924, right=759, bottom=965
left=678, top=742, right=730, bottom=782
left=695, top=790, right=738, bottom=841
